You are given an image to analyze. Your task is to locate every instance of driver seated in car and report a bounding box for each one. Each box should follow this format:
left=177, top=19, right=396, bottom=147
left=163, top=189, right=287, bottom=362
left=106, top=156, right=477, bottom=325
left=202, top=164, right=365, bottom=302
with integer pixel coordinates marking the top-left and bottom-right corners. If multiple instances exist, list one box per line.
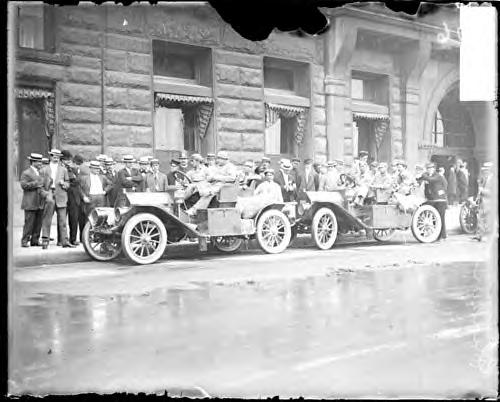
left=370, top=162, right=393, bottom=199
left=185, top=151, right=238, bottom=216
left=352, top=161, right=373, bottom=206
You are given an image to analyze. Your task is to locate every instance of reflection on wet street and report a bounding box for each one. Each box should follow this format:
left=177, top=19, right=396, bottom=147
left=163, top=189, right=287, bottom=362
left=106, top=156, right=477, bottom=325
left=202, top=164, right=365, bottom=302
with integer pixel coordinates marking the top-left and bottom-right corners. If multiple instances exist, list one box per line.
left=10, top=260, right=497, bottom=398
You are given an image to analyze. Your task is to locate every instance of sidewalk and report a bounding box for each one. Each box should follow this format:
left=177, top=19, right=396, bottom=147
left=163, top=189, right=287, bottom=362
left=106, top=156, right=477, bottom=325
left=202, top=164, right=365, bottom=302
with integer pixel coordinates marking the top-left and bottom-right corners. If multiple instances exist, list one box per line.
left=11, top=205, right=464, bottom=268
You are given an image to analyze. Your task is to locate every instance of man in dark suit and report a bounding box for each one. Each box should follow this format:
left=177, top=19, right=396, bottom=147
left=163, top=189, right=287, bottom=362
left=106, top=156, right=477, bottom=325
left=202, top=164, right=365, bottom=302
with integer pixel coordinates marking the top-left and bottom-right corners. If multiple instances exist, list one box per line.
left=62, top=150, right=82, bottom=246
left=417, top=162, right=448, bottom=240
left=136, top=156, right=152, bottom=192
left=456, top=160, right=469, bottom=203
left=297, top=158, right=319, bottom=200
left=274, top=159, right=297, bottom=202
left=115, top=155, right=143, bottom=206
left=80, top=160, right=112, bottom=215
left=20, top=153, right=47, bottom=247
left=39, top=149, right=74, bottom=249
left=104, top=157, right=119, bottom=207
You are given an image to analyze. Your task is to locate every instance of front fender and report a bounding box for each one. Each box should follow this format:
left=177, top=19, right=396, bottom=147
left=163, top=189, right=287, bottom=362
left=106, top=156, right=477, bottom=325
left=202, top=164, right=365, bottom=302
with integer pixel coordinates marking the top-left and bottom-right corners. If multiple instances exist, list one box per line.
left=303, top=201, right=368, bottom=231
left=254, top=203, right=286, bottom=223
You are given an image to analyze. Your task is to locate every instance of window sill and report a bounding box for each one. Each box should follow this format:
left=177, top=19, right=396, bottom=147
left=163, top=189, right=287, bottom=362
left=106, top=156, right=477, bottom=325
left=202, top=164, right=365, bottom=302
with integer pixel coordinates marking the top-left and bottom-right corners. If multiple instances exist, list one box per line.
left=17, top=48, right=71, bottom=66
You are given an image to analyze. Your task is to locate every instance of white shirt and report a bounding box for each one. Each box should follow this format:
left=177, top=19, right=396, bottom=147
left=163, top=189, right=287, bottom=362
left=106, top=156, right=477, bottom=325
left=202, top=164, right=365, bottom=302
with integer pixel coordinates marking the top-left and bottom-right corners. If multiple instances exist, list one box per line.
left=255, top=181, right=283, bottom=203
left=89, top=173, right=105, bottom=195
left=49, top=162, right=58, bottom=188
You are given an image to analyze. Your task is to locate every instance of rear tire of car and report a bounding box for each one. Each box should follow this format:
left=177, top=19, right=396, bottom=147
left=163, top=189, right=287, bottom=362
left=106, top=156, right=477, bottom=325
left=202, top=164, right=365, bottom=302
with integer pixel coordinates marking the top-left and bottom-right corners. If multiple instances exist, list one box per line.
left=82, top=222, right=122, bottom=261
left=459, top=202, right=477, bottom=234
left=121, top=213, right=167, bottom=265
left=256, top=209, right=291, bottom=254
left=311, top=207, right=338, bottom=250
left=373, top=228, right=396, bottom=242
left=212, top=236, right=243, bottom=253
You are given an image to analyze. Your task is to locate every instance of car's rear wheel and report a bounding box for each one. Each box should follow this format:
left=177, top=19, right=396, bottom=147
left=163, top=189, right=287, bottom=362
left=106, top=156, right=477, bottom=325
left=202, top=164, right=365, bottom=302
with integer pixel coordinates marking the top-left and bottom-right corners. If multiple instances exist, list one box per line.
left=256, top=209, right=291, bottom=254
left=459, top=202, right=477, bottom=234
left=411, top=204, right=442, bottom=243
left=212, top=236, right=243, bottom=253
left=82, top=222, right=122, bottom=261
left=373, top=228, right=396, bottom=242
left=121, top=213, right=167, bottom=264
left=311, top=207, right=338, bottom=250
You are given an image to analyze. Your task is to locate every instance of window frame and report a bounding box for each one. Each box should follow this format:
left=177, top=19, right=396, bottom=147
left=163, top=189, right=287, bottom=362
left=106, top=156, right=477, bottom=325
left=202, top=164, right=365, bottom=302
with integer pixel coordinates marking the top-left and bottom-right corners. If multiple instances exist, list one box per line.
left=17, top=5, right=55, bottom=53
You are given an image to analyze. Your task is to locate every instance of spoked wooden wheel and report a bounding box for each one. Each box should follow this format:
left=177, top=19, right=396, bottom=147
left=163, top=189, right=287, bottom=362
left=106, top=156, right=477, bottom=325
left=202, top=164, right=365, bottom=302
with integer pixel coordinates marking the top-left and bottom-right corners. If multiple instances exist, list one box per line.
left=459, top=203, right=477, bottom=234
left=256, top=209, right=291, bottom=254
left=311, top=207, right=338, bottom=250
left=121, top=213, right=167, bottom=264
left=212, top=236, right=243, bottom=253
left=373, top=228, right=396, bottom=242
left=411, top=204, right=442, bottom=243
left=82, top=222, right=122, bottom=261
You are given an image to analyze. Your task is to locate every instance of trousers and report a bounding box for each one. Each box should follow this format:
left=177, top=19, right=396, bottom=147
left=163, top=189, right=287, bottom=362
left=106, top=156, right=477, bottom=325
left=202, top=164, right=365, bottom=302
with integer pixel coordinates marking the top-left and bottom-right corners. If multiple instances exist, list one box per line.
left=41, top=196, right=68, bottom=244
left=427, top=200, right=447, bottom=239
left=68, top=201, right=86, bottom=243
left=21, top=209, right=43, bottom=245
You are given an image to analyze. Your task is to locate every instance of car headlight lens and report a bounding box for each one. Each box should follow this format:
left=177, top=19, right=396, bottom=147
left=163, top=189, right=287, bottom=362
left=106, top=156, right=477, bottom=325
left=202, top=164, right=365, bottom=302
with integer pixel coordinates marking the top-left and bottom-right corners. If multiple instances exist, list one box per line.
left=89, top=209, right=99, bottom=227
left=114, top=207, right=129, bottom=223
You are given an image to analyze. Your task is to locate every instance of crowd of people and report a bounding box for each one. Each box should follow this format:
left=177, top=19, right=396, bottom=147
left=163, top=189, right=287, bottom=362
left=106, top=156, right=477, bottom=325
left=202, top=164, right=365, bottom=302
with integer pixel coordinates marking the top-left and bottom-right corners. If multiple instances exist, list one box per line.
left=20, top=147, right=494, bottom=249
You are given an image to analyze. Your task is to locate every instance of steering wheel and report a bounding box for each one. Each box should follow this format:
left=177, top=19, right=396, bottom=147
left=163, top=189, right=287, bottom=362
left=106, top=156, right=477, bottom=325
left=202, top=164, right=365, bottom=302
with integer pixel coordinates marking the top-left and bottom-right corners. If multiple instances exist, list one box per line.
left=173, top=170, right=192, bottom=186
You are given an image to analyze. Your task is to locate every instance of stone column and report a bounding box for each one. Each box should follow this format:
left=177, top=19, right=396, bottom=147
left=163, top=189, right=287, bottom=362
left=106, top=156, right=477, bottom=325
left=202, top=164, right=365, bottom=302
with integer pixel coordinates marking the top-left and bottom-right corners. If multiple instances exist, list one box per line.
left=324, top=18, right=357, bottom=161
left=400, top=40, right=432, bottom=167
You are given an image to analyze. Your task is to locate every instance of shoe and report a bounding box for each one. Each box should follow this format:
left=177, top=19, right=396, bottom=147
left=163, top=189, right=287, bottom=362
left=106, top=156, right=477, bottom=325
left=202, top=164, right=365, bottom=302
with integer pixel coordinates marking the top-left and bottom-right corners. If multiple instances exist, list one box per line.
left=57, top=242, right=62, bottom=246
left=42, top=239, right=49, bottom=250
left=30, top=241, right=41, bottom=247
left=62, top=242, right=76, bottom=248
left=21, top=242, right=29, bottom=248
left=50, top=237, right=54, bottom=241
left=69, top=241, right=79, bottom=246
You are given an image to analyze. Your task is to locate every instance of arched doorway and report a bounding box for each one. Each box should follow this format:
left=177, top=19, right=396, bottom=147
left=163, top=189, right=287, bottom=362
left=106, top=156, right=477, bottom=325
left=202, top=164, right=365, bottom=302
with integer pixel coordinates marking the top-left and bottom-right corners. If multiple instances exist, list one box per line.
left=428, top=84, right=478, bottom=196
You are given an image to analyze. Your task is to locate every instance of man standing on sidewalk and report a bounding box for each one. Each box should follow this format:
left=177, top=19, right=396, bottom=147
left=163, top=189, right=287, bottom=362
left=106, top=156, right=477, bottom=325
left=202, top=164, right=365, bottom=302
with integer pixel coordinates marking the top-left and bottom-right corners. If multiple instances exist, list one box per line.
left=417, top=162, right=448, bottom=241
left=20, top=153, right=46, bottom=247
left=104, top=157, right=119, bottom=207
left=39, top=149, right=75, bottom=249
left=80, top=161, right=111, bottom=214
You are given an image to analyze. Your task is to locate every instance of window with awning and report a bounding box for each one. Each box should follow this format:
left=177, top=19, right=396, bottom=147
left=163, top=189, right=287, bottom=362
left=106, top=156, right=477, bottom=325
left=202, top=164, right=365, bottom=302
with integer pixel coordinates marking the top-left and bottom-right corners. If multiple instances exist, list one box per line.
left=264, top=103, right=308, bottom=155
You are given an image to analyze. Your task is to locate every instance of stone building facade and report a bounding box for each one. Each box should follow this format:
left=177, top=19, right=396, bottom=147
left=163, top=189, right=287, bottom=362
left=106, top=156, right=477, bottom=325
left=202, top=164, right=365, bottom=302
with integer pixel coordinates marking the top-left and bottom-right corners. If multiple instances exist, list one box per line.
left=10, top=3, right=495, bottom=180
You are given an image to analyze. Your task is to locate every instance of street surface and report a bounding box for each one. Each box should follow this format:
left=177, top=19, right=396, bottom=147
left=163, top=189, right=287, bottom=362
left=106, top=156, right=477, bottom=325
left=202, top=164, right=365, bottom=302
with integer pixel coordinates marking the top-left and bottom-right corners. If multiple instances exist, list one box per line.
left=9, top=234, right=498, bottom=398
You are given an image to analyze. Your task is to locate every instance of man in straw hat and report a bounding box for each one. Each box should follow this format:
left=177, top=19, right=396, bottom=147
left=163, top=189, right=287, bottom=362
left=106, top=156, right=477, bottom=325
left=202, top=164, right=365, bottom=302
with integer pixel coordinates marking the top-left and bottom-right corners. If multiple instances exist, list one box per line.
left=104, top=157, right=120, bottom=207
left=80, top=161, right=112, bottom=215
left=20, top=153, right=48, bottom=247
left=116, top=155, right=143, bottom=205
left=39, top=149, right=74, bottom=248
left=275, top=158, right=297, bottom=202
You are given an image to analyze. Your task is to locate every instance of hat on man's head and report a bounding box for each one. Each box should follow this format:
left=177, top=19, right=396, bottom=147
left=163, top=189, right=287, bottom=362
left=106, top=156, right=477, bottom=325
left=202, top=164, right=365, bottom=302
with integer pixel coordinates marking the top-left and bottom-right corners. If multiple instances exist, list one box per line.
left=292, top=157, right=301, bottom=163
left=334, top=159, right=344, bottom=165
left=138, top=156, right=150, bottom=165
left=28, top=152, right=43, bottom=162
left=264, top=168, right=275, bottom=175
left=61, top=150, right=73, bottom=160
left=122, top=155, right=136, bottom=163
left=41, top=157, right=49, bottom=165
left=146, top=156, right=154, bottom=162
left=151, top=158, right=160, bottom=165
left=304, top=158, right=313, bottom=165
left=327, top=160, right=337, bottom=168
left=170, top=158, right=180, bottom=166
left=179, top=151, right=188, bottom=160
left=206, top=153, right=216, bottom=159
left=359, top=150, right=369, bottom=157
left=89, top=160, right=101, bottom=169
left=104, top=157, right=115, bottom=166
left=483, top=161, right=493, bottom=168
left=370, top=161, right=379, bottom=168
left=261, top=156, right=271, bottom=163
left=191, top=153, right=203, bottom=162
left=425, top=162, right=436, bottom=168
left=49, top=149, right=62, bottom=157
left=397, top=159, right=407, bottom=167
left=217, top=151, right=229, bottom=160
left=280, top=158, right=292, bottom=170
left=96, top=154, right=107, bottom=162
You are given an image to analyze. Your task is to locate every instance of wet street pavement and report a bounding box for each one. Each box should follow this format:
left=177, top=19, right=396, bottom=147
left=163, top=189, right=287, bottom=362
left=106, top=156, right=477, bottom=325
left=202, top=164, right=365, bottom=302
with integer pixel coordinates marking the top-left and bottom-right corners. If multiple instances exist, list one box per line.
left=9, top=235, right=498, bottom=398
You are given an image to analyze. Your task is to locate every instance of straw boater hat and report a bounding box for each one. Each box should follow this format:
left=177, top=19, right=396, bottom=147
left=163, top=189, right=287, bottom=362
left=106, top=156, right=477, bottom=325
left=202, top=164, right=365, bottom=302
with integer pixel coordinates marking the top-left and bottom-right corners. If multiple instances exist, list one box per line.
left=217, top=151, right=229, bottom=160
left=264, top=168, right=275, bottom=175
left=49, top=149, right=62, bottom=157
left=151, top=158, right=160, bottom=165
left=292, top=157, right=301, bottom=163
left=179, top=151, right=188, bottom=160
left=206, top=153, right=216, bottom=160
left=190, top=153, right=203, bottom=162
left=104, top=157, right=115, bottom=166
left=122, top=155, right=136, bottom=163
left=327, top=160, right=337, bottom=168
left=41, top=157, right=49, bottom=165
left=280, top=158, right=293, bottom=170
left=261, top=156, right=271, bottom=163
left=28, top=153, right=43, bottom=162
left=358, top=150, right=369, bottom=157
left=139, top=156, right=150, bottom=165
left=170, top=158, right=180, bottom=166
left=89, top=160, right=101, bottom=169
left=96, top=154, right=107, bottom=162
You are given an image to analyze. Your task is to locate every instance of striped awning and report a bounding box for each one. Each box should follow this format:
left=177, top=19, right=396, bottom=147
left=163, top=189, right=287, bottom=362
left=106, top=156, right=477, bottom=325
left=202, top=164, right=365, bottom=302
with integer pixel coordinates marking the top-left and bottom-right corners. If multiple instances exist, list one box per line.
left=353, top=111, right=389, bottom=121
left=15, top=88, right=54, bottom=99
left=266, top=103, right=306, bottom=115
left=155, top=93, right=213, bottom=105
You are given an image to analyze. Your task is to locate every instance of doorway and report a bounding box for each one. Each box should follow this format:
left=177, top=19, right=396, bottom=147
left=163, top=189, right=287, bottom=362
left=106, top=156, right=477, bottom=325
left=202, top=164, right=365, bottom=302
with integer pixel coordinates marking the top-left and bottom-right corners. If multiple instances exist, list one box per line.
left=16, top=97, right=49, bottom=178
left=354, top=118, right=391, bottom=163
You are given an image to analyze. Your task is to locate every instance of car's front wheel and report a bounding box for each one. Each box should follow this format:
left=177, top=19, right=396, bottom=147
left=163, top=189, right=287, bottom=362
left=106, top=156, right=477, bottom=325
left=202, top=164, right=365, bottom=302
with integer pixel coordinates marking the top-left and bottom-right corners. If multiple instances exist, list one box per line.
left=121, top=213, right=167, bottom=265
left=256, top=209, right=291, bottom=254
left=411, top=204, right=442, bottom=243
left=311, top=207, right=338, bottom=250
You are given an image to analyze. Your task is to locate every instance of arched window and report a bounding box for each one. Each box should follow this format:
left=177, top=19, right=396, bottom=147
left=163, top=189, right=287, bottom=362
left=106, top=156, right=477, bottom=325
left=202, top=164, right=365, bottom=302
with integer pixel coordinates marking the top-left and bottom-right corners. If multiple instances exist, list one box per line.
left=433, top=109, right=445, bottom=147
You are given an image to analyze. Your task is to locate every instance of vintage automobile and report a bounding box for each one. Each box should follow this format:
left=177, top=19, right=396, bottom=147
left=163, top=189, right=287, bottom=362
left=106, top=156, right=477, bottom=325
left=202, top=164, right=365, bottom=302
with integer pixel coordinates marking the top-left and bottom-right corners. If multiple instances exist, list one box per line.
left=82, top=174, right=294, bottom=265
left=292, top=188, right=443, bottom=249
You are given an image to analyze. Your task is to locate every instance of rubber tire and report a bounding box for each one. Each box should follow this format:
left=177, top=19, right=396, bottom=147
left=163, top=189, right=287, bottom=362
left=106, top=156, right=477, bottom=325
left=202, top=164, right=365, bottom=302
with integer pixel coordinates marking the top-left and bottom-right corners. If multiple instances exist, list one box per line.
left=213, top=237, right=243, bottom=253
left=373, top=228, right=396, bottom=242
left=411, top=204, right=442, bottom=243
left=121, top=213, right=168, bottom=265
left=256, top=209, right=292, bottom=254
left=459, top=203, right=477, bottom=234
left=311, top=207, right=338, bottom=250
left=82, top=221, right=122, bottom=261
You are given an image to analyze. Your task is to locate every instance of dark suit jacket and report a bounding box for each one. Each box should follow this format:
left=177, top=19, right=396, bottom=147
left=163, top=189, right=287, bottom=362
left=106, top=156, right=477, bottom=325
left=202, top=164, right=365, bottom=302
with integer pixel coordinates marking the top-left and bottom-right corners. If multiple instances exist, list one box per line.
left=40, top=164, right=70, bottom=208
left=67, top=166, right=84, bottom=206
left=274, top=170, right=296, bottom=202
left=20, top=167, right=47, bottom=210
left=299, top=169, right=319, bottom=192
left=104, top=170, right=120, bottom=206
left=117, top=167, right=143, bottom=193
left=418, top=173, right=448, bottom=201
